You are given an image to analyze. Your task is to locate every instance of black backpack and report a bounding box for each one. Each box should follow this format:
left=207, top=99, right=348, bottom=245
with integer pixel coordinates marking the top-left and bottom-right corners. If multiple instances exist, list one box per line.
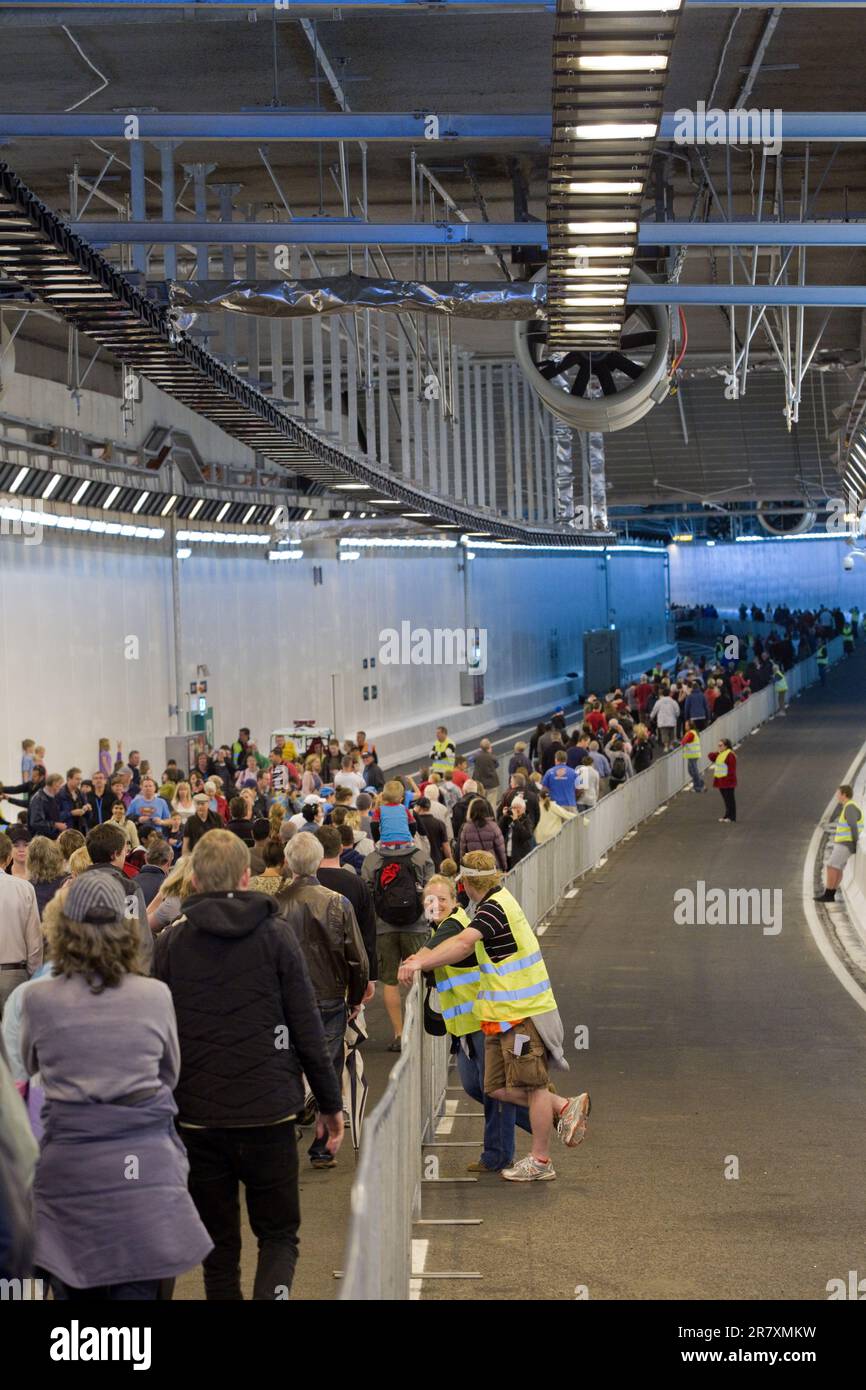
left=610, top=754, right=627, bottom=781
left=373, top=856, right=423, bottom=926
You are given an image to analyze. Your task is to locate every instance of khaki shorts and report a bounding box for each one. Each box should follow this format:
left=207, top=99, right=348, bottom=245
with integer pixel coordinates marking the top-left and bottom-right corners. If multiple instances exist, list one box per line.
left=377, top=929, right=430, bottom=986
left=483, top=1015, right=550, bottom=1095
left=827, top=843, right=852, bottom=872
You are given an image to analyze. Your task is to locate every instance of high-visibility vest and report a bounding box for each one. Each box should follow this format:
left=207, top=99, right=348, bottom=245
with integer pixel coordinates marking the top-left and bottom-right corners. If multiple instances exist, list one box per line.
left=713, top=749, right=732, bottom=779
left=817, top=646, right=828, bottom=665
left=834, top=800, right=863, bottom=845
left=843, top=625, right=853, bottom=639
left=683, top=731, right=702, bottom=759
left=430, top=738, right=455, bottom=775
left=473, top=887, right=556, bottom=1026
left=774, top=670, right=788, bottom=692
left=432, top=907, right=480, bottom=1037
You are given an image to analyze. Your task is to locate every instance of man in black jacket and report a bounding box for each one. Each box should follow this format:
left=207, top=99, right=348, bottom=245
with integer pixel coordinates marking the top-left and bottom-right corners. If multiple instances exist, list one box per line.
left=27, top=774, right=66, bottom=840
left=315, top=825, right=378, bottom=983
left=154, top=829, right=343, bottom=1300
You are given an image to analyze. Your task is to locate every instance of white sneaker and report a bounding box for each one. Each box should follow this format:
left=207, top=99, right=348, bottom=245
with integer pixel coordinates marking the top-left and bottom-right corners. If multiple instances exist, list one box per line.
left=557, top=1092, right=592, bottom=1147
left=500, top=1154, right=556, bottom=1182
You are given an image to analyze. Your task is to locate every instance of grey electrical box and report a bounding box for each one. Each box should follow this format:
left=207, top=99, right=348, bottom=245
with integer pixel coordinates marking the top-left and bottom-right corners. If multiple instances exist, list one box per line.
left=582, top=629, right=620, bottom=695
left=460, top=671, right=485, bottom=706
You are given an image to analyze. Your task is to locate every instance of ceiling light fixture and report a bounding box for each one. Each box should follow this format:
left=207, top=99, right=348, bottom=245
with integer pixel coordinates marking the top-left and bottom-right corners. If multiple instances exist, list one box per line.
left=8, top=467, right=29, bottom=494
left=102, top=485, right=120, bottom=510
left=566, top=122, right=658, bottom=140
left=161, top=495, right=178, bottom=516
left=562, top=296, right=626, bottom=307
left=132, top=491, right=150, bottom=515
left=72, top=480, right=91, bottom=504
left=563, top=181, right=644, bottom=195
left=42, top=473, right=62, bottom=500
left=573, top=54, right=668, bottom=71
left=563, top=321, right=623, bottom=331
left=564, top=245, right=635, bottom=258
left=565, top=221, right=637, bottom=235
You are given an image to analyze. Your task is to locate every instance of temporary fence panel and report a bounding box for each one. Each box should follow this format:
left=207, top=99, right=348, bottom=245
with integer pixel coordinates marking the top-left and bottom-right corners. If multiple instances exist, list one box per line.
left=339, top=636, right=842, bottom=1298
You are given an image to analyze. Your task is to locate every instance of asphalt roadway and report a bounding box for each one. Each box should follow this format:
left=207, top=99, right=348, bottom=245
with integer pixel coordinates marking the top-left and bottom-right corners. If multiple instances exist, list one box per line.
left=417, top=646, right=866, bottom=1301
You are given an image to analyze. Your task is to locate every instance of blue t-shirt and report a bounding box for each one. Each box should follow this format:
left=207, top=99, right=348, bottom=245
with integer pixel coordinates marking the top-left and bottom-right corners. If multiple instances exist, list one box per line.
left=380, top=801, right=413, bottom=843
left=127, top=794, right=171, bottom=825
left=542, top=765, right=579, bottom=808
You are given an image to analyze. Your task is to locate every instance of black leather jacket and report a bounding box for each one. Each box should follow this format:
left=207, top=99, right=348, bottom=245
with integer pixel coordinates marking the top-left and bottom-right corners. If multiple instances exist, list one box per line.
left=276, top=875, right=369, bottom=1007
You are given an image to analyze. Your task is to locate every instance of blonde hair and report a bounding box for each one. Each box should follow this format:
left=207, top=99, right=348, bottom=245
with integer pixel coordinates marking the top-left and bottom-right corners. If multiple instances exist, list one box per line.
left=425, top=873, right=458, bottom=905
left=161, top=855, right=196, bottom=902
left=190, top=829, right=250, bottom=893
left=26, top=835, right=65, bottom=884
left=382, top=778, right=405, bottom=804
left=68, top=846, right=92, bottom=877
left=173, top=780, right=193, bottom=807
left=460, top=850, right=503, bottom=896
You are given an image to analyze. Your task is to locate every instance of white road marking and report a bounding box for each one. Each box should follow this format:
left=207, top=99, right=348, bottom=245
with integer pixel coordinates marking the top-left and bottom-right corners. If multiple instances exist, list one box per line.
left=410, top=1238, right=429, bottom=1300
left=802, top=735, right=866, bottom=1017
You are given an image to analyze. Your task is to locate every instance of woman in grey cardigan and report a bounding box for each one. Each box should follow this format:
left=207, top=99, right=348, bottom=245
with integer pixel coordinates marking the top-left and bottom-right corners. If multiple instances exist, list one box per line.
left=18, top=874, right=212, bottom=1300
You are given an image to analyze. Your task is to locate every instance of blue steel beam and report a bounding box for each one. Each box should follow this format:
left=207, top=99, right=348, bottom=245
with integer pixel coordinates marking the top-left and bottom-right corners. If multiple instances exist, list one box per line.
left=70, top=219, right=866, bottom=247
left=630, top=284, right=866, bottom=306
left=0, top=0, right=862, bottom=8
left=4, top=112, right=866, bottom=141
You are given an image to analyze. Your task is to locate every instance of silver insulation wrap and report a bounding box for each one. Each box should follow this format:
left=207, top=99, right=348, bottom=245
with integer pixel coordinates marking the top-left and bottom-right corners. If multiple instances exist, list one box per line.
left=553, top=417, right=577, bottom=527
left=168, top=274, right=549, bottom=321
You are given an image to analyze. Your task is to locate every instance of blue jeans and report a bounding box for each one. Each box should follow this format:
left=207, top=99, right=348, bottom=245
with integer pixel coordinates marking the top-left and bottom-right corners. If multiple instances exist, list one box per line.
left=307, top=999, right=346, bottom=1162
left=686, top=760, right=705, bottom=792
left=455, top=1031, right=531, bottom=1171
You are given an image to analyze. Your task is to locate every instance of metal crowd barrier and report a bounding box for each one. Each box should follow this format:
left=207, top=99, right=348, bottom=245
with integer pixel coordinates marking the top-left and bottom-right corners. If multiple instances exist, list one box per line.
left=339, top=636, right=843, bottom=1300
left=339, top=975, right=447, bottom=1300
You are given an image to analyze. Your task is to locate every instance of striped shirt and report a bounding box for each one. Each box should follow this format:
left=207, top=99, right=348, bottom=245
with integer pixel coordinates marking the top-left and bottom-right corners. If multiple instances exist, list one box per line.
left=472, top=892, right=518, bottom=964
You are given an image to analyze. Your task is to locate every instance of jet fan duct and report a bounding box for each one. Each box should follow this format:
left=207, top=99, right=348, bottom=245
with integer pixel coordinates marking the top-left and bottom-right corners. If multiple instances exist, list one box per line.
left=514, top=267, right=672, bottom=433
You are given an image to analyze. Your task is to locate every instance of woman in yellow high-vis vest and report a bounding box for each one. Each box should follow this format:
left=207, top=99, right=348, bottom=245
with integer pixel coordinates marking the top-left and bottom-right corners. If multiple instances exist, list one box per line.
left=400, top=852, right=591, bottom=1183
left=423, top=865, right=531, bottom=1173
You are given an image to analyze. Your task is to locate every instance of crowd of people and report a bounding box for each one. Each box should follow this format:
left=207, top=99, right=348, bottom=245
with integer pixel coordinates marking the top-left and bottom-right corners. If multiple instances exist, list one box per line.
left=0, top=601, right=858, bottom=1295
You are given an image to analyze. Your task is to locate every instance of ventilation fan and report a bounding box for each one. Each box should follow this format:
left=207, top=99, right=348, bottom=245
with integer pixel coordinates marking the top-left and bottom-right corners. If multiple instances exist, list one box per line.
left=756, top=501, right=817, bottom=536
left=515, top=267, right=673, bottom=433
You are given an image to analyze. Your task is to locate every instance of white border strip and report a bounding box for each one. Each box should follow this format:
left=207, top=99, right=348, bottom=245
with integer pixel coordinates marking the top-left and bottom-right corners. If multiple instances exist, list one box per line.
left=801, top=734, right=866, bottom=1017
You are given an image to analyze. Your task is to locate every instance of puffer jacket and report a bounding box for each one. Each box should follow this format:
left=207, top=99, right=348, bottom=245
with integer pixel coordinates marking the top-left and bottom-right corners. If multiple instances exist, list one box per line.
left=458, top=816, right=507, bottom=871
left=153, top=890, right=342, bottom=1126
left=275, top=875, right=368, bottom=1008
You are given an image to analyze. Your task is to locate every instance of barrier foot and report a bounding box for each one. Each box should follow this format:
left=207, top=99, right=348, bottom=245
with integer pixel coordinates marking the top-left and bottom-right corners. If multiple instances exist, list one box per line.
left=414, top=1218, right=483, bottom=1225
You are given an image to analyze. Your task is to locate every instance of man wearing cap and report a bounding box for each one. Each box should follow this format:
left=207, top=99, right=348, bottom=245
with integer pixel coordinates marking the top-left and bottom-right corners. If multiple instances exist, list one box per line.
left=361, top=751, right=385, bottom=794
left=0, top=831, right=42, bottom=1018
left=183, top=793, right=223, bottom=855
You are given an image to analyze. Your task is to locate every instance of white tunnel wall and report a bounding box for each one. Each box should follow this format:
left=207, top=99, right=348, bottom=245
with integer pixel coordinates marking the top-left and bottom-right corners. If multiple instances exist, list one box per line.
left=0, top=532, right=175, bottom=780
left=668, top=538, right=866, bottom=614
left=0, top=535, right=672, bottom=778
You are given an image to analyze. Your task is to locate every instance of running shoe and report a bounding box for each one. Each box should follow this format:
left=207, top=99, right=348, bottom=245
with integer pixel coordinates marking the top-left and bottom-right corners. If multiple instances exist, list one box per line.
left=500, top=1155, right=556, bottom=1182
left=557, top=1092, right=591, bottom=1147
